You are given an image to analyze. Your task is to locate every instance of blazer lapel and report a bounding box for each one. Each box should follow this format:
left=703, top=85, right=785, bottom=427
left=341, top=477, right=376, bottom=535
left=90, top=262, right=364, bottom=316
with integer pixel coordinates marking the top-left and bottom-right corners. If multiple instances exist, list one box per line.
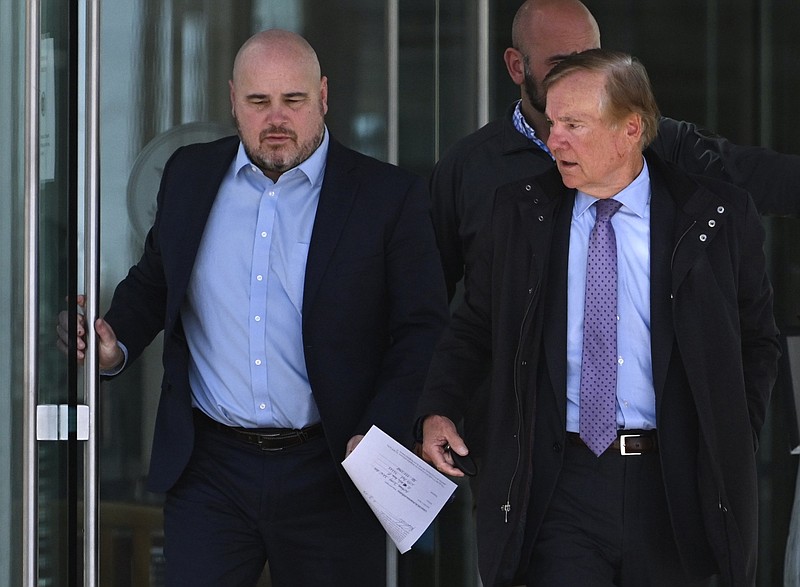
left=167, top=136, right=239, bottom=323
left=302, top=139, right=358, bottom=313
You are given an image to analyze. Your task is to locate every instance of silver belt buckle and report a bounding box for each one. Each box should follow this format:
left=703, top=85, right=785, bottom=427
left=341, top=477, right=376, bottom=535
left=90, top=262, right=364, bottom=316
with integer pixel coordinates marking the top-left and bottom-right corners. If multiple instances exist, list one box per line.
left=619, top=433, right=642, bottom=456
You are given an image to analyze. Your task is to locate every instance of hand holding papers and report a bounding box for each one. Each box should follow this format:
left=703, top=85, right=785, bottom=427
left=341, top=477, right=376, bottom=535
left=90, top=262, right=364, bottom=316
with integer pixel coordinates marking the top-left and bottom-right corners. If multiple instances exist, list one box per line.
left=342, top=425, right=457, bottom=553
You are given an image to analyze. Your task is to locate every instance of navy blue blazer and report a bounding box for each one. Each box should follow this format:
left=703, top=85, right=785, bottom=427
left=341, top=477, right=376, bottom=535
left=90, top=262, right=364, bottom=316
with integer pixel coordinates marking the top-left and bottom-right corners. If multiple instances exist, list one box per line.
left=104, top=135, right=449, bottom=499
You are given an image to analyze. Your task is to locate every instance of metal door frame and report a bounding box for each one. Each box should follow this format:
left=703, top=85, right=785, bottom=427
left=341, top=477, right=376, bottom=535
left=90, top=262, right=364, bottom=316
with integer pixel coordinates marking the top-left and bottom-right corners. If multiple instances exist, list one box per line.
left=23, top=0, right=102, bottom=585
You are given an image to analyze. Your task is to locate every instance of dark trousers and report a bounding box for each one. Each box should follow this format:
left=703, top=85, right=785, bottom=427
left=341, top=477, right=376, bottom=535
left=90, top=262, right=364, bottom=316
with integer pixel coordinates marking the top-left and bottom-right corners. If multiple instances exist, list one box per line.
left=163, top=416, right=386, bottom=587
left=526, top=440, right=717, bottom=587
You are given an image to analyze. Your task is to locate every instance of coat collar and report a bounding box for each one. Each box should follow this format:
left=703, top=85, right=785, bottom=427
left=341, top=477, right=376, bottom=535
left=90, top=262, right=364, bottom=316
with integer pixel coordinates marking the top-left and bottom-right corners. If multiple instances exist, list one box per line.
left=643, top=150, right=733, bottom=290
left=501, top=102, right=547, bottom=156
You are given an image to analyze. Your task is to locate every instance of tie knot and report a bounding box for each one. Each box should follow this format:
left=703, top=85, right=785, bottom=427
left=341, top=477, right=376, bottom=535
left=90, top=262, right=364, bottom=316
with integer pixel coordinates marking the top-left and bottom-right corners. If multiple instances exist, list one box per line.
left=595, top=198, right=622, bottom=222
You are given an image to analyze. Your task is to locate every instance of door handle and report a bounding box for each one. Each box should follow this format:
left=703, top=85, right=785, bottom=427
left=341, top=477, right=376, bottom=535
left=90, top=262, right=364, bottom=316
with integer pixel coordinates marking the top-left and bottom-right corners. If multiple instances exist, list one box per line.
left=36, top=405, right=90, bottom=441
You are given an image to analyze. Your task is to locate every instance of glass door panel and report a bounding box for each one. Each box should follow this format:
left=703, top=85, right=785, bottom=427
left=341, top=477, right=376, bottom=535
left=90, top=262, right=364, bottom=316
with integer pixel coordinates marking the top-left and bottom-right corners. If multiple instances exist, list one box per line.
left=36, top=0, right=82, bottom=585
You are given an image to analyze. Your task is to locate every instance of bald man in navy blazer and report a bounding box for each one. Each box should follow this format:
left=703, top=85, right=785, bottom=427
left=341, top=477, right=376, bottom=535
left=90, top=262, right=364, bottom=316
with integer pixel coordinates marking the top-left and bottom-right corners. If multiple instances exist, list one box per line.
left=65, top=30, right=448, bottom=586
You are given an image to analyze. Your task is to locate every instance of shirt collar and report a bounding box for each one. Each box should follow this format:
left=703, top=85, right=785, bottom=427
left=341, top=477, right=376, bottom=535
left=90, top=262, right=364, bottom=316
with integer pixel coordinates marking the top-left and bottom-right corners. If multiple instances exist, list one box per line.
left=234, top=125, right=329, bottom=187
left=574, top=156, right=651, bottom=218
left=512, top=100, right=553, bottom=159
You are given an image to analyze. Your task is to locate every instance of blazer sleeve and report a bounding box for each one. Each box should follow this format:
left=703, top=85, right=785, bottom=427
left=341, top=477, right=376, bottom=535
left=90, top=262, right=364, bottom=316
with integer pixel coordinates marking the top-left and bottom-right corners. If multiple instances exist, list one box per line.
left=102, top=149, right=180, bottom=366
left=352, top=173, right=451, bottom=445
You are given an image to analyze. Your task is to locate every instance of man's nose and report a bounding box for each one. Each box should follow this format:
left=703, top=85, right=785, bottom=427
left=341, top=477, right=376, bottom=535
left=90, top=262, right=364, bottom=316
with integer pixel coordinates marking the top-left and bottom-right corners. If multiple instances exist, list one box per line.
left=263, top=103, right=289, bottom=123
left=546, top=126, right=564, bottom=151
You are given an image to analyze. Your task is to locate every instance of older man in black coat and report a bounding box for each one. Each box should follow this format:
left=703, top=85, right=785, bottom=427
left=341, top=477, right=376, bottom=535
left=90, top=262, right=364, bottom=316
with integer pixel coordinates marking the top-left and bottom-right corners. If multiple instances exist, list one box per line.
left=417, top=50, right=780, bottom=587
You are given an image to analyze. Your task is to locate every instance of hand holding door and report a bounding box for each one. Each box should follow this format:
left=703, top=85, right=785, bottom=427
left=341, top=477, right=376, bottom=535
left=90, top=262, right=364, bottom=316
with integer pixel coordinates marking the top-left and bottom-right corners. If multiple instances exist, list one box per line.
left=56, top=294, right=123, bottom=371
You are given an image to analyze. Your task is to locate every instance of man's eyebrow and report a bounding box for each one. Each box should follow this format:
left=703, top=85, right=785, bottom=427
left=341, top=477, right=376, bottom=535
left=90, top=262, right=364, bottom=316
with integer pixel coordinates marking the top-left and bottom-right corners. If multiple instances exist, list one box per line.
left=555, top=113, right=586, bottom=124
left=244, top=91, right=310, bottom=100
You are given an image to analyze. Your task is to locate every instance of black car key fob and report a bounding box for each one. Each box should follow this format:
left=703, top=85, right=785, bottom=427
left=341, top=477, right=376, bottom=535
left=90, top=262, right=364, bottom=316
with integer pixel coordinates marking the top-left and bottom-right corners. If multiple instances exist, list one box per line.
left=446, top=446, right=477, bottom=476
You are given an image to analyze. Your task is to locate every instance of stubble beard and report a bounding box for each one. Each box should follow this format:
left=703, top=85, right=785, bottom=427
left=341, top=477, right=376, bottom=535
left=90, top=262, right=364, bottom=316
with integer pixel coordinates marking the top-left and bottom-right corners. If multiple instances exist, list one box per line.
left=523, top=62, right=546, bottom=114
left=236, top=111, right=325, bottom=177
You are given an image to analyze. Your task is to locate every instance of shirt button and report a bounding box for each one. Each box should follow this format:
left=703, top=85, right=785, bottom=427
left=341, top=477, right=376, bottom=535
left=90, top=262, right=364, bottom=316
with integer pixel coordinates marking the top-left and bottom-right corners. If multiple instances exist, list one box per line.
left=268, top=190, right=275, bottom=197
left=259, top=403, right=266, bottom=410
left=256, top=275, right=263, bottom=281
left=255, top=359, right=262, bottom=366
left=618, top=356, right=624, bottom=365
left=254, top=316, right=261, bottom=322
left=261, top=231, right=267, bottom=238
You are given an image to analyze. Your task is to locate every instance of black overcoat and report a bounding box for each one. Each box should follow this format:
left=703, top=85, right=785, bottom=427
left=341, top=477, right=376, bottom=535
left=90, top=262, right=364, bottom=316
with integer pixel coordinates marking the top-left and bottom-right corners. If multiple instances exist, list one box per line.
left=418, top=149, right=780, bottom=586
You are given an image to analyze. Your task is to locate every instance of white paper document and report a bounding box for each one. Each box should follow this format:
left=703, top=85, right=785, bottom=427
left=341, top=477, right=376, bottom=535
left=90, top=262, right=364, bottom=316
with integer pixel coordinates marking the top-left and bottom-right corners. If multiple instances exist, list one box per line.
left=342, top=425, right=457, bottom=553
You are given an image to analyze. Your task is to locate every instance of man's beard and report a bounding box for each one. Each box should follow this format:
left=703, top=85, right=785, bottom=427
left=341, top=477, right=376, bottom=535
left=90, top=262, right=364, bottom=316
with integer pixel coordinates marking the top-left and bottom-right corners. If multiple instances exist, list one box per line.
left=523, top=63, right=546, bottom=114
left=236, top=114, right=325, bottom=176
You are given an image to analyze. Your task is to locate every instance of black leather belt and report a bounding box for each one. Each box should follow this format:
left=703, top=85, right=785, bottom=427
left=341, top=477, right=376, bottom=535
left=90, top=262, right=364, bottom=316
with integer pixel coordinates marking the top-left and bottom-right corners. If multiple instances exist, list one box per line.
left=567, top=430, right=658, bottom=455
left=195, top=410, right=323, bottom=451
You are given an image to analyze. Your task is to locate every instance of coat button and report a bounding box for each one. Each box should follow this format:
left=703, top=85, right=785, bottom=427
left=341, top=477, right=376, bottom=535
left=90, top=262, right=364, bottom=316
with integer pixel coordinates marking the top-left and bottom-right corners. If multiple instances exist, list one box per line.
left=699, top=234, right=707, bottom=242
left=717, top=206, right=725, bottom=214
left=525, top=184, right=532, bottom=191
left=552, top=442, right=562, bottom=453
left=708, top=219, right=716, bottom=227
left=538, top=215, right=544, bottom=222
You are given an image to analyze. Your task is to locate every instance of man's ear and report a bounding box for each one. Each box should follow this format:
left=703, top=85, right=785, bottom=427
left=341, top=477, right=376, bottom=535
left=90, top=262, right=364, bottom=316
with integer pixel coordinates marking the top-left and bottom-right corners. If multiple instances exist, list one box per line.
left=504, top=47, right=526, bottom=86
left=320, top=76, right=329, bottom=115
left=625, top=113, right=643, bottom=145
left=614, top=113, right=644, bottom=156
left=229, top=79, right=236, bottom=118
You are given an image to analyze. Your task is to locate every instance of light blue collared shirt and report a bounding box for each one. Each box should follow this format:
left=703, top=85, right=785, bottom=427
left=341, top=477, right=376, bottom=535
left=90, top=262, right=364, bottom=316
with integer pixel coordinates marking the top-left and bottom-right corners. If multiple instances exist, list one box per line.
left=565, top=157, right=656, bottom=432
left=182, top=129, right=329, bottom=428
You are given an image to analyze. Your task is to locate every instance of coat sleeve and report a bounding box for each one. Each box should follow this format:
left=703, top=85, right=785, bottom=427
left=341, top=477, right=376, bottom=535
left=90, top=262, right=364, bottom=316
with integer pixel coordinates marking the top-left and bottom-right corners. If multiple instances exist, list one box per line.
left=415, top=191, right=496, bottom=428
left=652, top=117, right=800, bottom=218
left=102, top=148, right=183, bottom=365
left=429, top=152, right=467, bottom=302
left=736, top=194, right=782, bottom=443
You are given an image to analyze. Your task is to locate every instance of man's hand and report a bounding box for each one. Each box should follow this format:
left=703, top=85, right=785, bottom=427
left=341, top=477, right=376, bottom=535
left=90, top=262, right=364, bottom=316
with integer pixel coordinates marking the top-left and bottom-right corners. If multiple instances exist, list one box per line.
left=56, top=294, right=124, bottom=371
left=344, top=434, right=365, bottom=458
left=421, top=415, right=470, bottom=477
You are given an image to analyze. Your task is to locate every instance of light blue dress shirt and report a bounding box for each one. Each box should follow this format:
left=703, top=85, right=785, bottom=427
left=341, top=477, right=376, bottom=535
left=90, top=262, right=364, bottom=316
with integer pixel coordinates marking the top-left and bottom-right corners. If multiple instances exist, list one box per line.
left=565, top=157, right=656, bottom=433
left=182, top=129, right=329, bottom=429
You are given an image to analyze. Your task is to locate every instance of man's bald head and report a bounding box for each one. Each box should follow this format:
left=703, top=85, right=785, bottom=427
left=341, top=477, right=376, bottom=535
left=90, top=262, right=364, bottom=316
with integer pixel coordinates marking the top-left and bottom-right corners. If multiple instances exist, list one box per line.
left=504, top=0, right=601, bottom=135
left=229, top=29, right=328, bottom=181
left=232, top=29, right=322, bottom=87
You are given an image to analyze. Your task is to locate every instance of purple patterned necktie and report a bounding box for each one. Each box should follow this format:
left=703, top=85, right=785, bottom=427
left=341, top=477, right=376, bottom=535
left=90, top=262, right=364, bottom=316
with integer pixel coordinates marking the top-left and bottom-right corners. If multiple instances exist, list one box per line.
left=579, top=198, right=622, bottom=456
